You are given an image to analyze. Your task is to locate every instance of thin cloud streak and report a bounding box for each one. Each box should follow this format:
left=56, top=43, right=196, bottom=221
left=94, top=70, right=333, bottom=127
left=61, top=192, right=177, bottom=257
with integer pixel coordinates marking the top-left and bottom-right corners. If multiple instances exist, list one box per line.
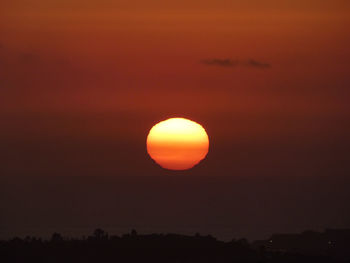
left=201, top=58, right=271, bottom=69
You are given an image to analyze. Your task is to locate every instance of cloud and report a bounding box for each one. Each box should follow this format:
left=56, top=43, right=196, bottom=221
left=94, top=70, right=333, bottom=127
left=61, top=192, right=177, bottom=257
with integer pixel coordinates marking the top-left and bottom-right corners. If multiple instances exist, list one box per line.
left=247, top=59, right=271, bottom=69
left=202, top=58, right=238, bottom=67
left=201, top=58, right=271, bottom=69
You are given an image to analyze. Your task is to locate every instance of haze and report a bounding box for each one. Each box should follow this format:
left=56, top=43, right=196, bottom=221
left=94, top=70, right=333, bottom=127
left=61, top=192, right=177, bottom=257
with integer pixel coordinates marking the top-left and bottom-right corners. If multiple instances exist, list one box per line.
left=0, top=0, right=349, bottom=240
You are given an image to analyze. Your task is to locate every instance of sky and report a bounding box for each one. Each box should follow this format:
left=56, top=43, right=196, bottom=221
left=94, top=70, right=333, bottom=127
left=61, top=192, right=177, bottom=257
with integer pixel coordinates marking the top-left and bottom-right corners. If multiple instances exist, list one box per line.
left=0, top=0, right=350, bottom=239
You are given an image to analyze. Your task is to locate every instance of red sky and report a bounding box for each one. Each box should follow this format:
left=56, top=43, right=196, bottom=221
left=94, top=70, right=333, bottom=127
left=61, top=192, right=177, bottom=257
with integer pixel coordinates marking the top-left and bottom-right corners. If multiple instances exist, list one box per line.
left=0, top=0, right=350, bottom=176
left=1, top=0, right=350, bottom=242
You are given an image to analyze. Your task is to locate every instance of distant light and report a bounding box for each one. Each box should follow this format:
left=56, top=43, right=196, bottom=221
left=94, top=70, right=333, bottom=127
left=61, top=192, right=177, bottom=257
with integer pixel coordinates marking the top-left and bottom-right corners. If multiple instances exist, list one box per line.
left=269, top=240, right=273, bottom=243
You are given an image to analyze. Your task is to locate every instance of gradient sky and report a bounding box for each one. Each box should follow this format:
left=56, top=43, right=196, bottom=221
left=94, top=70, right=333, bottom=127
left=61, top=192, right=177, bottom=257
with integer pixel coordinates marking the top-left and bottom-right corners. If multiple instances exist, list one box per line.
left=1, top=0, right=349, bottom=176
left=0, top=0, right=350, bottom=239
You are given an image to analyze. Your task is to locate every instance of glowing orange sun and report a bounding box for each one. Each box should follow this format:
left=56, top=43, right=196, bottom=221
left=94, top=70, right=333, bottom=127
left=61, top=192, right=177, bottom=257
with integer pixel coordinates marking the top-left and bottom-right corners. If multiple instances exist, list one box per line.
left=146, top=118, right=209, bottom=170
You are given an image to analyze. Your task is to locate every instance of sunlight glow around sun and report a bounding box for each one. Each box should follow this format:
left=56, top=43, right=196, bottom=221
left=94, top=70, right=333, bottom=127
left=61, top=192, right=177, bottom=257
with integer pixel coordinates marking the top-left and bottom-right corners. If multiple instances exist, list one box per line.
left=146, top=118, right=209, bottom=170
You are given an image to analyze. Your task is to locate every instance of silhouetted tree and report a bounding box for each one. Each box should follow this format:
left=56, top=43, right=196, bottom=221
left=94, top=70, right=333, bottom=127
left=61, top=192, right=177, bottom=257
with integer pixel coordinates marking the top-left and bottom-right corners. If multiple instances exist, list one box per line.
left=51, top=232, right=63, bottom=243
left=131, top=229, right=137, bottom=236
left=93, top=228, right=108, bottom=240
left=0, top=229, right=349, bottom=263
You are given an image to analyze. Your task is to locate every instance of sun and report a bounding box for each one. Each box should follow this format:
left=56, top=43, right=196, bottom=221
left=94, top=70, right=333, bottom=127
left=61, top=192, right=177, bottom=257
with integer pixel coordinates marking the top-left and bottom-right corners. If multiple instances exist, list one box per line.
left=146, top=118, right=209, bottom=170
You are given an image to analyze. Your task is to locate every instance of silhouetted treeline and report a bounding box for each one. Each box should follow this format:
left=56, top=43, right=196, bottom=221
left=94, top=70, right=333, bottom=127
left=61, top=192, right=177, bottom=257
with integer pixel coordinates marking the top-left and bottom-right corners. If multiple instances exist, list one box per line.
left=1, top=228, right=349, bottom=263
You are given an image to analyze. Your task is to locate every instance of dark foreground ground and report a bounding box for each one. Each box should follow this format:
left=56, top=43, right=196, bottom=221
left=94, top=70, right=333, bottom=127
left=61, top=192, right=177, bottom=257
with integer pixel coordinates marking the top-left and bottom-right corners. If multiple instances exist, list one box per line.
left=1, top=229, right=350, bottom=263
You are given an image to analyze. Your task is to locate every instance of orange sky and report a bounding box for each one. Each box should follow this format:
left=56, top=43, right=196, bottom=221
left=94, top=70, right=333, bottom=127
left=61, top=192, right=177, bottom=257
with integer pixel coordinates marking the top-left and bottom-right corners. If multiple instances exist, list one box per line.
left=0, top=0, right=349, bottom=176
